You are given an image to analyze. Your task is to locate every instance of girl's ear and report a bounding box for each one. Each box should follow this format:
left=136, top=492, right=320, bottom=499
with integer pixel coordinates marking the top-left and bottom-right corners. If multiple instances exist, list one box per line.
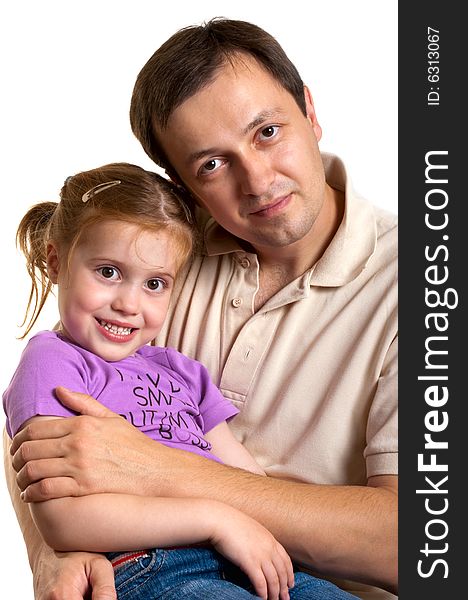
left=46, top=242, right=60, bottom=283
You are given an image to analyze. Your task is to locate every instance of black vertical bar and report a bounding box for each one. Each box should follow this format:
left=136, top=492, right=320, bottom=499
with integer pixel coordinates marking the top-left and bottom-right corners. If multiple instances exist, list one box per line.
left=399, top=2, right=465, bottom=598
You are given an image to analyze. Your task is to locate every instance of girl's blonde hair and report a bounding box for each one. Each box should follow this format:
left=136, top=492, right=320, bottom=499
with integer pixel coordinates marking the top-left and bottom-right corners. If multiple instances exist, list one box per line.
left=17, top=162, right=196, bottom=338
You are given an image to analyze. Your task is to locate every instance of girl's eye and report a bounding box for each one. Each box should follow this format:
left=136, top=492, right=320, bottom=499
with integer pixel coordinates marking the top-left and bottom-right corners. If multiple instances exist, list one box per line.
left=98, top=266, right=119, bottom=280
left=200, top=158, right=223, bottom=175
left=146, top=278, right=165, bottom=292
left=258, top=125, right=279, bottom=141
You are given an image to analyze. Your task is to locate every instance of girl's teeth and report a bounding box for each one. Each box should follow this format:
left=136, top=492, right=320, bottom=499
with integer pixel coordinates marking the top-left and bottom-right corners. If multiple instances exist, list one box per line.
left=99, top=320, right=133, bottom=335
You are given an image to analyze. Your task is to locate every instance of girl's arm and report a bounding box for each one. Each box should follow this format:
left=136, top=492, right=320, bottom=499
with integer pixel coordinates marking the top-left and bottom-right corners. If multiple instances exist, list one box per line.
left=204, top=421, right=266, bottom=475
left=29, top=419, right=265, bottom=551
left=31, top=492, right=294, bottom=600
left=32, top=491, right=222, bottom=552
left=25, top=417, right=293, bottom=600
left=24, top=416, right=215, bottom=552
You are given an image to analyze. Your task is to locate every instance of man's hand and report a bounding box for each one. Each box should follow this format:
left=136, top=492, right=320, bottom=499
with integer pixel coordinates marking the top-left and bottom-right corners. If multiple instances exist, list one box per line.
left=34, top=549, right=116, bottom=600
left=11, top=387, right=167, bottom=502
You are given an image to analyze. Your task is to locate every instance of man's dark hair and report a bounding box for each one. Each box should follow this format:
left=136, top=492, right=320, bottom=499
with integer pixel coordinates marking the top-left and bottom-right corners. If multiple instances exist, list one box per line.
left=130, top=18, right=306, bottom=174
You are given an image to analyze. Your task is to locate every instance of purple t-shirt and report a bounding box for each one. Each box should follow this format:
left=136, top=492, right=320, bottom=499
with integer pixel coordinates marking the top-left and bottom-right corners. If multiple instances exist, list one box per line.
left=3, top=331, right=239, bottom=462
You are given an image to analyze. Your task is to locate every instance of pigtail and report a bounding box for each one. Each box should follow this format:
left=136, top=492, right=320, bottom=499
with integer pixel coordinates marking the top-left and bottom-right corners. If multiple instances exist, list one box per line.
left=16, top=202, right=57, bottom=338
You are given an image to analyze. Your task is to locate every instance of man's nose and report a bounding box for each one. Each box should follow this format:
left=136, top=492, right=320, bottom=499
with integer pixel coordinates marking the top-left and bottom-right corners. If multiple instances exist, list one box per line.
left=236, top=150, right=275, bottom=197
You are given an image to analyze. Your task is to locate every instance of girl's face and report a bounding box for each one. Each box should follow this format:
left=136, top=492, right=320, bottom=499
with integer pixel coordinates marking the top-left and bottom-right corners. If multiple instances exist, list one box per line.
left=48, top=220, right=179, bottom=362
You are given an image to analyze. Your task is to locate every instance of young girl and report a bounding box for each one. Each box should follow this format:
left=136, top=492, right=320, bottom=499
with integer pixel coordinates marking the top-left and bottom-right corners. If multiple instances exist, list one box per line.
left=3, top=163, right=357, bottom=600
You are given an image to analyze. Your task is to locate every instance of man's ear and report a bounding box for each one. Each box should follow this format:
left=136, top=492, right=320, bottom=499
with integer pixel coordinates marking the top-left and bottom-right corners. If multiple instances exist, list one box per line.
left=164, top=168, right=200, bottom=210
left=46, top=241, right=60, bottom=283
left=164, top=166, right=183, bottom=187
left=303, top=85, right=323, bottom=142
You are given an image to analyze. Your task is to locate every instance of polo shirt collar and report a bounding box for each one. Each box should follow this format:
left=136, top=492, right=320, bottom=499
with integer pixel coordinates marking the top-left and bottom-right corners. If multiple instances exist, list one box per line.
left=202, top=153, right=377, bottom=287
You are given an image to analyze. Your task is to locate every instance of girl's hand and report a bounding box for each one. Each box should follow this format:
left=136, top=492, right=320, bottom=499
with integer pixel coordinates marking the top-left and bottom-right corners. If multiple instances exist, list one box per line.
left=209, top=504, right=294, bottom=600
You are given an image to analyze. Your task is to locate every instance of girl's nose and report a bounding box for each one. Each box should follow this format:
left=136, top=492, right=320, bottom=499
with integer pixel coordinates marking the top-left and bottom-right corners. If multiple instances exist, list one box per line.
left=111, top=285, right=140, bottom=315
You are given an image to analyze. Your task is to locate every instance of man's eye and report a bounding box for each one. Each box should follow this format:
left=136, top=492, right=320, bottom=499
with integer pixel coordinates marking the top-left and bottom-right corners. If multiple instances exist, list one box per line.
left=98, top=266, right=119, bottom=280
left=200, top=158, right=223, bottom=174
left=146, top=278, right=165, bottom=292
left=258, top=125, right=279, bottom=140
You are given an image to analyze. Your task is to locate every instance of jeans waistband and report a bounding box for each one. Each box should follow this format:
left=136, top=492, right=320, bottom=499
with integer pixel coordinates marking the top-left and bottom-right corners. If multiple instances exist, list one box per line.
left=109, top=551, right=150, bottom=571
left=108, top=543, right=213, bottom=571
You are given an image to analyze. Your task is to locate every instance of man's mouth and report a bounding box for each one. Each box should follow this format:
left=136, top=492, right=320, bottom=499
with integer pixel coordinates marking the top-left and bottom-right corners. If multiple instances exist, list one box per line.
left=249, top=194, right=292, bottom=217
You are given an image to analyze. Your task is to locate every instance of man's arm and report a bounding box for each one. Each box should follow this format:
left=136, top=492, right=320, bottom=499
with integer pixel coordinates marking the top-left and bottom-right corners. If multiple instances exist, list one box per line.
left=24, top=417, right=264, bottom=554
left=181, top=468, right=397, bottom=594
left=3, top=428, right=117, bottom=600
left=11, top=388, right=397, bottom=594
left=7, top=422, right=294, bottom=600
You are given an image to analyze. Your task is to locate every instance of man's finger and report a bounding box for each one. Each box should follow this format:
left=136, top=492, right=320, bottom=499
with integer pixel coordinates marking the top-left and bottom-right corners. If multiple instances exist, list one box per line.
left=55, top=387, right=116, bottom=418
left=12, top=438, right=67, bottom=471
left=89, top=555, right=117, bottom=600
left=21, top=476, right=79, bottom=502
left=10, top=418, right=71, bottom=455
left=15, top=457, right=71, bottom=490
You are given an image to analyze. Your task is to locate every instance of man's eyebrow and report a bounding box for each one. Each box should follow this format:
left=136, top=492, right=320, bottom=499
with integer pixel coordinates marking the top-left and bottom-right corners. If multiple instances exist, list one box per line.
left=188, top=147, right=219, bottom=164
left=242, top=110, right=279, bottom=136
left=187, top=110, right=281, bottom=164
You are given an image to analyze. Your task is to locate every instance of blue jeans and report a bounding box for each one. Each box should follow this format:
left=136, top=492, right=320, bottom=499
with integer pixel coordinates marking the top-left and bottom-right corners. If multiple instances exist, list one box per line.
left=107, top=547, right=359, bottom=599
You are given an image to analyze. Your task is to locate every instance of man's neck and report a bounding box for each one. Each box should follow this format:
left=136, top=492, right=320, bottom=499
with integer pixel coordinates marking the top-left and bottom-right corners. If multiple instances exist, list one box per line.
left=254, top=185, right=344, bottom=310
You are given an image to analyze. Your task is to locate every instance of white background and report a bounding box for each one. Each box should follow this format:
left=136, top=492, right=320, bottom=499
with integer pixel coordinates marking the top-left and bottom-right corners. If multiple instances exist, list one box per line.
left=0, top=1, right=397, bottom=595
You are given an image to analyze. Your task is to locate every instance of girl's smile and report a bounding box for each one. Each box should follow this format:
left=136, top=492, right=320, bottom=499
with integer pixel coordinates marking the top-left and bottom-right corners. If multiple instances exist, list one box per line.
left=48, top=220, right=178, bottom=362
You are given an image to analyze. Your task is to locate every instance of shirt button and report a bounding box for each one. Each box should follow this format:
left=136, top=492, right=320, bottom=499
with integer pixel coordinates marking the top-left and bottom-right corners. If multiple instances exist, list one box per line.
left=240, top=257, right=250, bottom=268
left=232, top=297, right=242, bottom=308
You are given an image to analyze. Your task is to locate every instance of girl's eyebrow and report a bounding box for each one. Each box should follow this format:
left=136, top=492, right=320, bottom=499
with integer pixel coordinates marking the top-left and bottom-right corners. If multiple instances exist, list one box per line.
left=88, top=257, right=174, bottom=277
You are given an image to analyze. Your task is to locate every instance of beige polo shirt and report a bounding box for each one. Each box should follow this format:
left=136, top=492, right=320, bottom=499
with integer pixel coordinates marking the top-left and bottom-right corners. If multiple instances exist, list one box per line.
left=158, top=153, right=398, bottom=599
left=158, top=153, right=397, bottom=486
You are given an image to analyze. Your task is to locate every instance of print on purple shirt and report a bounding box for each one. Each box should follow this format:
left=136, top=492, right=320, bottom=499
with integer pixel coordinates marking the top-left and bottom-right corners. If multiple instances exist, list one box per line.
left=3, top=331, right=239, bottom=463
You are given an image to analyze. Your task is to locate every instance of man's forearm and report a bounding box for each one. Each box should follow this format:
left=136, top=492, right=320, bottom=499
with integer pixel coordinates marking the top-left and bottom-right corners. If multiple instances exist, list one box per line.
left=3, top=428, right=51, bottom=573
left=4, top=429, right=119, bottom=600
left=10, top=394, right=397, bottom=593
left=151, top=449, right=397, bottom=593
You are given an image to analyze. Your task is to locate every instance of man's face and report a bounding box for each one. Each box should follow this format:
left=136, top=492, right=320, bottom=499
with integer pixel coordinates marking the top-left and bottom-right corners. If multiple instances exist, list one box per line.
left=157, top=55, right=327, bottom=253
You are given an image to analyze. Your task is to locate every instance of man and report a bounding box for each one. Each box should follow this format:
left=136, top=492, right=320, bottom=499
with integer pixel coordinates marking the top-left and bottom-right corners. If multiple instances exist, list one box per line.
left=5, top=18, right=397, bottom=600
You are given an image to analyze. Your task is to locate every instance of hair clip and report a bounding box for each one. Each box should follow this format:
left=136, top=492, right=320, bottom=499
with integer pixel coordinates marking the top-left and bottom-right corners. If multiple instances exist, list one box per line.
left=82, top=180, right=121, bottom=203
